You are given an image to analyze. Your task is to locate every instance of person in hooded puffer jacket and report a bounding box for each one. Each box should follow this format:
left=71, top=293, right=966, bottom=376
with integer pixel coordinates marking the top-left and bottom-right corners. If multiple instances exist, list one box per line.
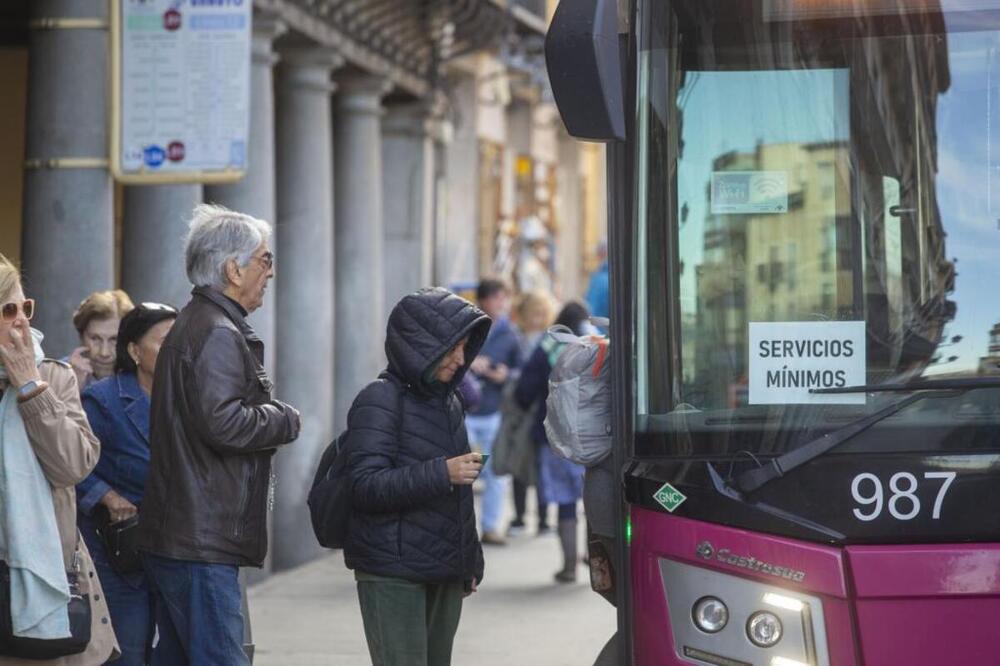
left=344, top=287, right=491, bottom=666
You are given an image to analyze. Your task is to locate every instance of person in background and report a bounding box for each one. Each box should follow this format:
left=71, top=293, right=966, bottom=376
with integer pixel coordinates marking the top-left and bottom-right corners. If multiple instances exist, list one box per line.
left=584, top=240, right=610, bottom=322
left=511, top=290, right=555, bottom=363
left=515, top=301, right=592, bottom=583
left=137, top=205, right=300, bottom=665
left=77, top=303, right=178, bottom=665
left=345, top=287, right=490, bottom=666
left=66, top=290, right=134, bottom=392
left=457, top=371, right=482, bottom=413
left=0, top=254, right=119, bottom=664
left=467, top=278, right=521, bottom=545
left=508, top=290, right=556, bottom=536
left=516, top=216, right=554, bottom=294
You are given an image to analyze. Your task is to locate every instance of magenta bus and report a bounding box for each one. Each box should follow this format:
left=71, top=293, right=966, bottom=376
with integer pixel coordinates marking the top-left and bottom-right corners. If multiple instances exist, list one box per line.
left=547, top=1, right=1000, bottom=664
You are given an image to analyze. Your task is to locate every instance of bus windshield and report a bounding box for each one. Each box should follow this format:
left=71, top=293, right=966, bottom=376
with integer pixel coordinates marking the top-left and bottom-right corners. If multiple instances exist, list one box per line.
left=634, top=0, right=1000, bottom=456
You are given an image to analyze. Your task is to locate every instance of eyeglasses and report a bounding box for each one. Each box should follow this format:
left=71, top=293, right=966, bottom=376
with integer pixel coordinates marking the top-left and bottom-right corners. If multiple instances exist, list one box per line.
left=252, top=251, right=274, bottom=270
left=1, top=298, right=34, bottom=322
left=139, top=302, right=177, bottom=313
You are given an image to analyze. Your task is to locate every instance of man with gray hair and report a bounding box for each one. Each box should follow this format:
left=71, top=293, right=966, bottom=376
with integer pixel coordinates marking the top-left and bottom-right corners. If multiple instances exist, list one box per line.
left=138, top=204, right=300, bottom=665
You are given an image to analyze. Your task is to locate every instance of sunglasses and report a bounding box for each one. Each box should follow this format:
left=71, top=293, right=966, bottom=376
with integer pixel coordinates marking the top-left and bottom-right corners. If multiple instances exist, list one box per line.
left=1, top=298, right=34, bottom=322
left=139, top=302, right=178, bottom=313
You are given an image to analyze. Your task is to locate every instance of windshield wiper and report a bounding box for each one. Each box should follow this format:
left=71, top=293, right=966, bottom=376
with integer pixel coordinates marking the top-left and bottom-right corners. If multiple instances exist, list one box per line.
left=811, top=376, right=1000, bottom=394
left=737, top=378, right=1000, bottom=494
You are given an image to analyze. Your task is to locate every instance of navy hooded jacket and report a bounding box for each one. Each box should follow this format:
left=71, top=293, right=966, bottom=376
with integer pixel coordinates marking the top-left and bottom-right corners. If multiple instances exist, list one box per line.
left=344, top=287, right=492, bottom=584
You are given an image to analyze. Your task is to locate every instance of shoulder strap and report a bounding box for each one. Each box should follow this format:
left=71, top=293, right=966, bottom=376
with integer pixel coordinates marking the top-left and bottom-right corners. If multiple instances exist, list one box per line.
left=378, top=371, right=407, bottom=450
left=546, top=324, right=580, bottom=346
left=396, top=381, right=405, bottom=437
left=592, top=340, right=609, bottom=378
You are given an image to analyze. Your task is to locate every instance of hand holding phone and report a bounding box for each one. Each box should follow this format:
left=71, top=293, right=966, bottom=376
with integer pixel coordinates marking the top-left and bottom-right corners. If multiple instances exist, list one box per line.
left=446, top=453, right=483, bottom=485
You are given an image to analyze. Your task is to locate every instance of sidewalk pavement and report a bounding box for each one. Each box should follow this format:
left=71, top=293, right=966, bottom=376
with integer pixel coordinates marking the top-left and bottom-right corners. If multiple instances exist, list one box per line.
left=248, top=526, right=617, bottom=665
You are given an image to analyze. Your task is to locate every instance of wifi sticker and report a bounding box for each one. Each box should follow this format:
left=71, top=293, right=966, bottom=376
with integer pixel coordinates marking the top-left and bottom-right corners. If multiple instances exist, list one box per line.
left=711, top=171, right=789, bottom=215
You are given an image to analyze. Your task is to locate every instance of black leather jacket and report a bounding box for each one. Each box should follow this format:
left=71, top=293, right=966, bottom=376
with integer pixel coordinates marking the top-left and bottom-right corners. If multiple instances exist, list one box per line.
left=138, top=287, right=300, bottom=566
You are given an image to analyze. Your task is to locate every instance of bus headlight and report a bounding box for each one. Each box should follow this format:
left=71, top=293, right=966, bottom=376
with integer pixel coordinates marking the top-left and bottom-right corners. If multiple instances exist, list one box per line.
left=747, top=611, right=783, bottom=647
left=692, top=596, right=729, bottom=633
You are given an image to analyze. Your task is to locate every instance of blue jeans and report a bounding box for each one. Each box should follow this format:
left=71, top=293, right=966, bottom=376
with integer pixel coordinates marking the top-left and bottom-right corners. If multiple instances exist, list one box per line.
left=465, top=412, right=508, bottom=533
left=80, top=517, right=155, bottom=666
left=142, top=554, right=249, bottom=666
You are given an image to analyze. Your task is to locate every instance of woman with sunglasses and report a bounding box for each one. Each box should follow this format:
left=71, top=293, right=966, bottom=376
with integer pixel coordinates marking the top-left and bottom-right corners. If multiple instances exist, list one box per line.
left=75, top=303, right=177, bottom=666
left=0, top=254, right=119, bottom=664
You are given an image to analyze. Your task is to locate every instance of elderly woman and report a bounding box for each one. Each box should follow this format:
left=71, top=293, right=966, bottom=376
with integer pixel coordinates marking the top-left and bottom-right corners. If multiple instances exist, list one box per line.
left=0, top=254, right=118, bottom=664
left=76, top=303, right=177, bottom=665
left=138, top=205, right=299, bottom=665
left=345, top=287, right=490, bottom=665
left=66, top=290, right=134, bottom=391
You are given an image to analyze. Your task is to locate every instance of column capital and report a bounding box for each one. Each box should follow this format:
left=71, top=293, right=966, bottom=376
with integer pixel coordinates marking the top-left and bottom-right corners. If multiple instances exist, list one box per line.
left=382, top=103, right=438, bottom=138
left=251, top=16, right=287, bottom=67
left=278, top=48, right=345, bottom=94
left=336, top=75, right=393, bottom=116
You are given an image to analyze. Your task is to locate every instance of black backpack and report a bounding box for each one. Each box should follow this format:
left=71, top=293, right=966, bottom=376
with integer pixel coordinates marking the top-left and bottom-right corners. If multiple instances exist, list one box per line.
left=307, top=429, right=352, bottom=549
left=308, top=374, right=404, bottom=549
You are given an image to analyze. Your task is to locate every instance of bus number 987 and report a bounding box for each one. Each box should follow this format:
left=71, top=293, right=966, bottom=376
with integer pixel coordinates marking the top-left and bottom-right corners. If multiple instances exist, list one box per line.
left=850, top=472, right=956, bottom=522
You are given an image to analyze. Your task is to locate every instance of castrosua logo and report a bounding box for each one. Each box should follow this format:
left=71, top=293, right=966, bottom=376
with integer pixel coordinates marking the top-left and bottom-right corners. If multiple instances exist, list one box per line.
left=695, top=541, right=805, bottom=583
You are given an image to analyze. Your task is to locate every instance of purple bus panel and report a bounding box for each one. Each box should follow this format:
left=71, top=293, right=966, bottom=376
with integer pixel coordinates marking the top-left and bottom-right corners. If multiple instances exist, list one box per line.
left=629, top=507, right=1000, bottom=665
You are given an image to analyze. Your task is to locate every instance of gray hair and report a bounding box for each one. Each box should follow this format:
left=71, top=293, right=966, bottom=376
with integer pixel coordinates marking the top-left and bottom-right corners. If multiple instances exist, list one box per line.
left=184, top=204, right=271, bottom=289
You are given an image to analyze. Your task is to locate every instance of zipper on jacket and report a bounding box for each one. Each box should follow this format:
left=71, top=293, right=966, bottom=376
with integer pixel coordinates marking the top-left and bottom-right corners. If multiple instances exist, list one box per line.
left=448, top=394, right=467, bottom=577
left=234, top=460, right=255, bottom=538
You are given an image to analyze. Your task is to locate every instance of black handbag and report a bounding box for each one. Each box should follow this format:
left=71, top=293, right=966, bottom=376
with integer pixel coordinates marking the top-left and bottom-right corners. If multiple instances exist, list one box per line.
left=0, top=555, right=92, bottom=659
left=94, top=507, right=143, bottom=575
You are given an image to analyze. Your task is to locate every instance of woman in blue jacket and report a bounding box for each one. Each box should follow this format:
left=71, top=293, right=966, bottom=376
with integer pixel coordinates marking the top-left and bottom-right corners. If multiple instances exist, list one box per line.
left=76, top=303, right=177, bottom=665
left=515, top=301, right=592, bottom=583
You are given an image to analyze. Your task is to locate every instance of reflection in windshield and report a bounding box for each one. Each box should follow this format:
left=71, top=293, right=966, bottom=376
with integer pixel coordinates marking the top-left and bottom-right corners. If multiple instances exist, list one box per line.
left=680, top=68, right=856, bottom=407
left=649, top=7, right=1000, bottom=413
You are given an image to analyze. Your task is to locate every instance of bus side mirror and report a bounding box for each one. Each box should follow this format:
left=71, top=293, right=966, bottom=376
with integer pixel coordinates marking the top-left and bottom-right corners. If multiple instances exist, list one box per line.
left=544, top=0, right=625, bottom=142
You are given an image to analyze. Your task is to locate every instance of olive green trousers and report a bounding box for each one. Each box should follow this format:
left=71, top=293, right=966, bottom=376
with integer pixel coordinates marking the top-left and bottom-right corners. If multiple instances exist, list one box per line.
left=355, top=571, right=465, bottom=666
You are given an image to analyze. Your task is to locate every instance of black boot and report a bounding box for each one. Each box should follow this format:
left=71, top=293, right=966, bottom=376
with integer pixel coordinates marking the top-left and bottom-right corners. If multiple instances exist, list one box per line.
left=554, top=519, right=578, bottom=583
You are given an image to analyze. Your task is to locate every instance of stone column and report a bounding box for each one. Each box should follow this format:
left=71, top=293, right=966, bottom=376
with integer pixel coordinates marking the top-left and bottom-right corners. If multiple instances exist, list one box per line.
left=270, top=49, right=342, bottom=571
left=204, top=19, right=286, bottom=582
left=206, top=18, right=287, bottom=376
left=382, top=103, right=435, bottom=313
left=437, top=73, right=479, bottom=288
left=121, top=184, right=203, bottom=309
left=333, top=75, right=391, bottom=431
left=21, top=0, right=113, bottom=355
left=430, top=120, right=451, bottom=287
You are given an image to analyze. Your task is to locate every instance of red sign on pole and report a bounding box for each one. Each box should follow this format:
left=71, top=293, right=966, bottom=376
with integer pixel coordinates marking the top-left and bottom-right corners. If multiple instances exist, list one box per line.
left=163, top=8, right=182, bottom=31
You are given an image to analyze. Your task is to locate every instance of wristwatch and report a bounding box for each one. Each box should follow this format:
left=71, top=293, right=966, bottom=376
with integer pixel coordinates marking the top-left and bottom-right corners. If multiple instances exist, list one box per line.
left=17, top=380, right=40, bottom=397
left=17, top=379, right=47, bottom=401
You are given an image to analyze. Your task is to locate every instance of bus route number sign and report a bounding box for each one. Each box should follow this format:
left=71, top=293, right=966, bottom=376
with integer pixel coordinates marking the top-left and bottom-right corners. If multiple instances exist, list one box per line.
left=851, top=471, right=956, bottom=522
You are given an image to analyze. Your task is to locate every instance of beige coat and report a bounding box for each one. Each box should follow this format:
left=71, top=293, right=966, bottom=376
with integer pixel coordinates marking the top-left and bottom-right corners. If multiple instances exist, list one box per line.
left=0, top=360, right=119, bottom=666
